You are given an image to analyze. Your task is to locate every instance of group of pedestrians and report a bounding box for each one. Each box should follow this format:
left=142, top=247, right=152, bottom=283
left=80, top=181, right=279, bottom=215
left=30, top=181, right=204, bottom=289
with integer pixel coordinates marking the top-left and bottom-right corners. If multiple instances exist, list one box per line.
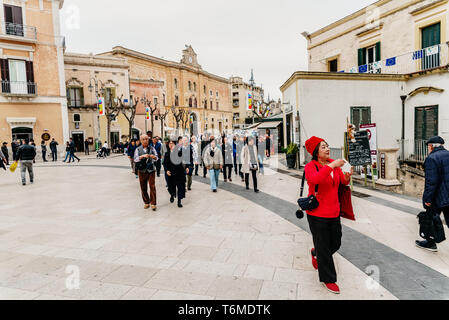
left=63, top=138, right=80, bottom=163
left=0, top=139, right=37, bottom=185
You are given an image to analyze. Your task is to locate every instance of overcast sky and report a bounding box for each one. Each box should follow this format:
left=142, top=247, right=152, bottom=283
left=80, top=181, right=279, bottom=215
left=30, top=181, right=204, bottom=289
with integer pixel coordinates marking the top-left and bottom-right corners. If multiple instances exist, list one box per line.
left=61, top=0, right=374, bottom=100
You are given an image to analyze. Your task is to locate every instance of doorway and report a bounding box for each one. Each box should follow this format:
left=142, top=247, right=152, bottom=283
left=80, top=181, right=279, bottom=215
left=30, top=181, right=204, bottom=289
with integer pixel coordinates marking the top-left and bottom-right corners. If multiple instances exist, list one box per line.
left=421, top=22, right=441, bottom=69
left=110, top=131, right=120, bottom=147
left=189, top=113, right=198, bottom=136
left=72, top=132, right=84, bottom=152
left=286, top=114, right=292, bottom=146
left=12, top=127, right=33, bottom=141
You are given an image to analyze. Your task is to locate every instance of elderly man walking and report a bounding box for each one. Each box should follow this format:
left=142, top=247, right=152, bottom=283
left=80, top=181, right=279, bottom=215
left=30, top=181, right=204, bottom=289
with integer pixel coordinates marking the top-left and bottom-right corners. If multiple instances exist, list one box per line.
left=134, top=135, right=159, bottom=211
left=15, top=139, right=36, bottom=186
left=416, top=136, right=449, bottom=252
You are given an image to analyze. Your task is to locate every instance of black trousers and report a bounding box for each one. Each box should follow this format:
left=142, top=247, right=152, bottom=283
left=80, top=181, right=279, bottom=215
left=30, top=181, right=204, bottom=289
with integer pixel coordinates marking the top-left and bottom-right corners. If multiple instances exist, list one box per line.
left=307, top=215, right=342, bottom=284
left=71, top=152, right=80, bottom=161
left=51, top=151, right=57, bottom=161
left=203, top=163, right=208, bottom=177
left=223, top=165, right=233, bottom=180
left=155, top=159, right=162, bottom=176
left=194, top=164, right=199, bottom=175
left=168, top=178, right=186, bottom=201
left=42, top=151, right=47, bottom=162
left=426, top=206, right=449, bottom=245
left=245, top=170, right=258, bottom=191
left=85, top=148, right=89, bottom=155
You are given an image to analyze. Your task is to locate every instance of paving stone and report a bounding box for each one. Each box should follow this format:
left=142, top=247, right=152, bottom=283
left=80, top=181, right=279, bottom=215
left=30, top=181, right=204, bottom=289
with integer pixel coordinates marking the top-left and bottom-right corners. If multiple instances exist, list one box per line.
left=101, top=265, right=159, bottom=287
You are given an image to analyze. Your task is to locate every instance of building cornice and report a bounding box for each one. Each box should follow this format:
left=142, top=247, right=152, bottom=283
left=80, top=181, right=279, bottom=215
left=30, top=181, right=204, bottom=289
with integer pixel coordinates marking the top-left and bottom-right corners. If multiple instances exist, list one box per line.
left=64, top=52, right=129, bottom=69
left=104, top=46, right=230, bottom=84
left=308, top=0, right=424, bottom=50
left=410, top=0, right=448, bottom=15
left=130, top=78, right=165, bottom=86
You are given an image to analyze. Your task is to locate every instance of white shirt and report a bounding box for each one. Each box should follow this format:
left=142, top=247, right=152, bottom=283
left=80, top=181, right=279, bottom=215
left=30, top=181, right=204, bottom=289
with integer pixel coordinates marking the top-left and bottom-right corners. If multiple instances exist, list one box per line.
left=103, top=143, right=108, bottom=149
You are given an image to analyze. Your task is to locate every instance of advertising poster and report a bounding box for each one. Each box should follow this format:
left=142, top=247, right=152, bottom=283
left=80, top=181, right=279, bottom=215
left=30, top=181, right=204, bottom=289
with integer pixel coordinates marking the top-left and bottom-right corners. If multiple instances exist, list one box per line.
left=360, top=123, right=378, bottom=180
left=98, top=97, right=105, bottom=116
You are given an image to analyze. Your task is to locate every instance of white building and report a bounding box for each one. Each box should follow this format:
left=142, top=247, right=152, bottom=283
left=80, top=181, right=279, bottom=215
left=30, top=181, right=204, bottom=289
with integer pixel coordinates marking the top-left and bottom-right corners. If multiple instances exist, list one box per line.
left=281, top=0, right=449, bottom=187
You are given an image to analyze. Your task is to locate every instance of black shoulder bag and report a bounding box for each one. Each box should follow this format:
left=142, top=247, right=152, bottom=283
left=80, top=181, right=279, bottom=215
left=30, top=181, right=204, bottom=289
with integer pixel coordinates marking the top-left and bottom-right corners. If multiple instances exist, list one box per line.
left=296, top=165, right=320, bottom=219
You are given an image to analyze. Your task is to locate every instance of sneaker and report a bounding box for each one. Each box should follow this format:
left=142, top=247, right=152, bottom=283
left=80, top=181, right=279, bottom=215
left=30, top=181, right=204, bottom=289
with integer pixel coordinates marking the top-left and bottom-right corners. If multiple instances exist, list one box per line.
left=213, top=189, right=217, bottom=193
left=144, top=204, right=150, bottom=210
left=22, top=182, right=26, bottom=186
left=415, top=240, right=438, bottom=252
left=322, top=283, right=340, bottom=294
left=170, top=196, right=175, bottom=203
left=311, top=249, right=318, bottom=270
left=254, top=189, right=260, bottom=193
left=151, top=205, right=157, bottom=211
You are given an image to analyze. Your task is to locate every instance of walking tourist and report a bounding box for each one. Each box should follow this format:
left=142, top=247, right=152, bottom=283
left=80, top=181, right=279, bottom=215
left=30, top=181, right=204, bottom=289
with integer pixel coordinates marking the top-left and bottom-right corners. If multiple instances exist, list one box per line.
left=265, top=129, right=271, bottom=158
left=69, top=138, right=80, bottom=162
left=153, top=136, right=162, bottom=177
left=0, top=148, right=6, bottom=171
left=15, top=139, right=37, bottom=186
left=201, top=134, right=210, bottom=178
left=416, top=136, right=449, bottom=252
left=1, top=142, right=9, bottom=166
left=203, top=136, right=223, bottom=193
left=222, top=136, right=233, bottom=182
left=127, top=139, right=138, bottom=178
left=164, top=140, right=186, bottom=208
left=181, top=136, right=194, bottom=191
left=304, top=136, right=352, bottom=295
left=63, top=142, right=74, bottom=163
left=11, top=140, right=19, bottom=161
left=236, top=135, right=245, bottom=181
left=134, top=134, right=158, bottom=211
left=242, top=136, right=260, bottom=192
left=50, top=138, right=58, bottom=161
left=41, top=141, right=48, bottom=162
left=191, top=136, right=200, bottom=176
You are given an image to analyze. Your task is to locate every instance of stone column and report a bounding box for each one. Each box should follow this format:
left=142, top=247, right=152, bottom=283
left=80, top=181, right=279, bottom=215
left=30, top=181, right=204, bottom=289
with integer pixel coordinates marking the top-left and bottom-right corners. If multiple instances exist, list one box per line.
left=376, top=148, right=401, bottom=186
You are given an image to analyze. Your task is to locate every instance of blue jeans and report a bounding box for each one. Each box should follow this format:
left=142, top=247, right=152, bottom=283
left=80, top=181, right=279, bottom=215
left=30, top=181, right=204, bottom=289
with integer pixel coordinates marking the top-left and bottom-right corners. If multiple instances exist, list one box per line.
left=209, top=169, right=220, bottom=190
left=63, top=151, right=73, bottom=162
left=258, top=154, right=264, bottom=174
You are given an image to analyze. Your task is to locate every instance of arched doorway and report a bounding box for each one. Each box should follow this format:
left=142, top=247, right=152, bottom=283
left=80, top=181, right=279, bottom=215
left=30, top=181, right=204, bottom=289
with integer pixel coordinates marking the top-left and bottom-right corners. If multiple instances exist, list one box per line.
left=189, top=113, right=199, bottom=136
left=12, top=127, right=33, bottom=141
left=131, top=128, right=141, bottom=140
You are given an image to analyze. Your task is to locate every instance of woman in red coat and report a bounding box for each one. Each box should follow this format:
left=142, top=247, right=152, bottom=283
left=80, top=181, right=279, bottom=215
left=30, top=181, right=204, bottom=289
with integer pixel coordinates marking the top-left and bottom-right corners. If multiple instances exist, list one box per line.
left=304, top=136, right=352, bottom=294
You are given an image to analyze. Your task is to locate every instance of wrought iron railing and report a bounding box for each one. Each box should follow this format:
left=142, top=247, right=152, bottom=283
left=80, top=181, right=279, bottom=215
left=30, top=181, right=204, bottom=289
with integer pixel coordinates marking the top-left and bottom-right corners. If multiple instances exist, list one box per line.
left=1, top=81, right=37, bottom=95
left=398, top=139, right=429, bottom=163
left=341, top=43, right=449, bottom=75
left=1, top=22, right=37, bottom=40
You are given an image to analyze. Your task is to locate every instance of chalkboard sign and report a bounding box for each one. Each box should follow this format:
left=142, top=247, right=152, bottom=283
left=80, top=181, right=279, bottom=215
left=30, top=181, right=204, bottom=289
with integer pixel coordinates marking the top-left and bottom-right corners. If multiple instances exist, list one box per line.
left=348, top=131, right=372, bottom=166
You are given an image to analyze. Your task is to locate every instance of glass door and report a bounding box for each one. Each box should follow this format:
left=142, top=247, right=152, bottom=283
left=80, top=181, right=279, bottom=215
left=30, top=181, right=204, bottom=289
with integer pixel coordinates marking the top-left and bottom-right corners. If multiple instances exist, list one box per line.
left=421, top=22, right=441, bottom=69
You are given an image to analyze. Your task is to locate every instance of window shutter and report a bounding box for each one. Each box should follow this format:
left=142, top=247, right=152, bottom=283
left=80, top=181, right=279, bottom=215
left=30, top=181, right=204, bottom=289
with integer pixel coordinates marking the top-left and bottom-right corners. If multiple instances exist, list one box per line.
left=358, top=48, right=364, bottom=66
left=25, top=61, right=34, bottom=82
left=66, top=87, right=71, bottom=106
left=375, top=42, right=381, bottom=62
left=1, top=59, right=9, bottom=81
left=80, top=88, right=84, bottom=106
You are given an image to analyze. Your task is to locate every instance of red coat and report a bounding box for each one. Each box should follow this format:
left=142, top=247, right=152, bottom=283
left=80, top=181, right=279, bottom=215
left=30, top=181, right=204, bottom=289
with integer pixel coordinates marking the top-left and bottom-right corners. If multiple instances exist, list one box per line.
left=305, top=159, right=350, bottom=219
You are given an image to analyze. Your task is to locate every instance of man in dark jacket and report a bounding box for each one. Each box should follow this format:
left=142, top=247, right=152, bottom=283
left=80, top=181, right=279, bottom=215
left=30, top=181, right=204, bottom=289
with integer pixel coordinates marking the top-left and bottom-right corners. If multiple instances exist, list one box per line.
left=152, top=136, right=162, bottom=177
left=49, top=138, right=58, bottom=161
left=16, top=139, right=36, bottom=185
left=1, top=142, right=9, bottom=165
left=11, top=140, right=18, bottom=161
left=84, top=139, right=90, bottom=155
left=416, top=136, right=449, bottom=252
left=69, top=138, right=80, bottom=162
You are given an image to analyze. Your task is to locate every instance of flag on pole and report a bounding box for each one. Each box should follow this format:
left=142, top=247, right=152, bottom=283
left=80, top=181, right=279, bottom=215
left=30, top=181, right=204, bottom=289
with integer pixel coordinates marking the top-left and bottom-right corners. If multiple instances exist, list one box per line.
left=146, top=107, right=150, bottom=120
left=385, top=57, right=396, bottom=66
left=248, top=93, right=253, bottom=110
left=98, top=97, right=105, bottom=116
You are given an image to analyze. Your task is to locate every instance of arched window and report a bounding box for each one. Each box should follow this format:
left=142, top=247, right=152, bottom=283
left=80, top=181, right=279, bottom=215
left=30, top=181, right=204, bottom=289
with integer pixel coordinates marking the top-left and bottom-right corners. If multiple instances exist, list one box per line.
left=194, top=97, right=197, bottom=108
left=193, top=82, right=197, bottom=91
left=175, top=95, right=179, bottom=106
left=188, top=81, right=192, bottom=91
left=189, top=97, right=193, bottom=107
left=203, top=85, right=206, bottom=94
left=204, top=99, right=207, bottom=109
left=174, top=78, right=178, bottom=90
left=216, top=102, right=219, bottom=110
left=210, top=100, right=213, bottom=109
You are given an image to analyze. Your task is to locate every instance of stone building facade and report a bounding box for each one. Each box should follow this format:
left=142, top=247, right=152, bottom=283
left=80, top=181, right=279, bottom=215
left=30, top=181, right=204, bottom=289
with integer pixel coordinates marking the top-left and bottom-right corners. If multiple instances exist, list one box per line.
left=230, top=76, right=264, bottom=129
left=64, top=52, right=130, bottom=152
left=0, top=0, right=67, bottom=156
left=100, top=45, right=233, bottom=138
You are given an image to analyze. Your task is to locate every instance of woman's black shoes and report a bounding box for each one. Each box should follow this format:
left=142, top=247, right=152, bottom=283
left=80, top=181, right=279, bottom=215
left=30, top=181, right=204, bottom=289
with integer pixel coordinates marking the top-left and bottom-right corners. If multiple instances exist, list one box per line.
left=178, top=201, right=183, bottom=208
left=170, top=196, right=175, bottom=203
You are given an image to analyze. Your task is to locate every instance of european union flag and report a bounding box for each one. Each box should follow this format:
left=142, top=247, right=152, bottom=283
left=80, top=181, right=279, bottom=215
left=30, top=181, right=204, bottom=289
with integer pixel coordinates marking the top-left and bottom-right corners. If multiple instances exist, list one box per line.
left=413, top=50, right=423, bottom=60
left=386, top=57, right=396, bottom=66
left=358, top=64, right=368, bottom=73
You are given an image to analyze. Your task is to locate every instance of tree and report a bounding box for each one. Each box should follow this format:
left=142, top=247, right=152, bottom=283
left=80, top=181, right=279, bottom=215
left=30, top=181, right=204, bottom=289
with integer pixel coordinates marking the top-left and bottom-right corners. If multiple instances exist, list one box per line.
left=118, top=95, right=140, bottom=141
left=158, top=108, right=170, bottom=138
left=104, top=96, right=122, bottom=145
left=141, top=96, right=158, bottom=134
left=251, top=99, right=273, bottom=121
left=180, top=109, right=190, bottom=131
left=171, top=106, right=185, bottom=130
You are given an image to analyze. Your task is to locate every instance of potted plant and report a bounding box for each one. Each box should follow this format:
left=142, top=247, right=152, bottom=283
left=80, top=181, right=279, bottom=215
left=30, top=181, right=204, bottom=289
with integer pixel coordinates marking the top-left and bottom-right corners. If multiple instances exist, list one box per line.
left=286, top=143, right=299, bottom=168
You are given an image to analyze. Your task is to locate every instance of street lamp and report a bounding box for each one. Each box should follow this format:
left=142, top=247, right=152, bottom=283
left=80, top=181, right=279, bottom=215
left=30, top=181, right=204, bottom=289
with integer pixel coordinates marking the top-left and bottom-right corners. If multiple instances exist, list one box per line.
left=400, top=94, right=408, bottom=162
left=88, top=76, right=105, bottom=150
left=249, top=69, right=255, bottom=125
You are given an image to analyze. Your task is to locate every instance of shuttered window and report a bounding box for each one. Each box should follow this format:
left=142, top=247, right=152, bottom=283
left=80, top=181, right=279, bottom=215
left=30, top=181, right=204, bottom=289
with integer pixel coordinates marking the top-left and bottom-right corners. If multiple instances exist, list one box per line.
left=415, top=106, right=438, bottom=141
left=67, top=87, right=84, bottom=107
left=351, top=107, right=371, bottom=130
left=4, top=5, right=24, bottom=36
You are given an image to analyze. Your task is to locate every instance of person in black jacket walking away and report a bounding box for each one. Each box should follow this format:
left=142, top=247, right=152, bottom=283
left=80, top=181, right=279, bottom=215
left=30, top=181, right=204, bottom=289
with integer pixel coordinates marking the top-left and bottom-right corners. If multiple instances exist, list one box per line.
left=416, top=136, right=449, bottom=252
left=84, top=139, right=90, bottom=155
left=164, top=140, right=186, bottom=208
left=16, top=139, right=36, bottom=185
left=49, top=138, right=58, bottom=161
left=1, top=142, right=9, bottom=165
left=11, top=140, right=19, bottom=161
left=201, top=134, right=210, bottom=178
left=181, top=136, right=194, bottom=191
left=69, top=138, right=80, bottom=163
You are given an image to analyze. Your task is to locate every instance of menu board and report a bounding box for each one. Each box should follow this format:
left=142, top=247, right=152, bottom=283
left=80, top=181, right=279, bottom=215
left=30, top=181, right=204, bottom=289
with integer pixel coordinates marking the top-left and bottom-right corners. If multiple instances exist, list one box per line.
left=348, top=131, right=372, bottom=166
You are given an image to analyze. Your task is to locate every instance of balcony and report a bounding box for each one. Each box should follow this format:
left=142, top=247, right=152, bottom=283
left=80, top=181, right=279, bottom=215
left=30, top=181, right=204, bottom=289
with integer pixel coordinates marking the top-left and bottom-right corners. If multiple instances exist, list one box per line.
left=0, top=22, right=37, bottom=42
left=398, top=139, right=429, bottom=164
left=341, top=43, right=449, bottom=75
left=1, top=81, right=37, bottom=96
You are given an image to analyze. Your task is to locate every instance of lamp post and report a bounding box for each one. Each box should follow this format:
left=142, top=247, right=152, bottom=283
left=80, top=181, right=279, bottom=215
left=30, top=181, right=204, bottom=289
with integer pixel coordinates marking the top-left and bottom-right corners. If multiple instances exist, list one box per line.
left=88, top=76, right=105, bottom=150
left=249, top=69, right=255, bottom=125
left=400, top=94, right=408, bottom=163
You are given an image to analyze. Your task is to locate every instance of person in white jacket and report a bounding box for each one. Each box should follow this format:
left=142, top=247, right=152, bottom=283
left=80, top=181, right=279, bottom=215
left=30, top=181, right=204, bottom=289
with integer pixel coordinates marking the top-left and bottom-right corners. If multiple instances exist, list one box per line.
left=203, top=136, right=223, bottom=192
left=241, top=136, right=260, bottom=193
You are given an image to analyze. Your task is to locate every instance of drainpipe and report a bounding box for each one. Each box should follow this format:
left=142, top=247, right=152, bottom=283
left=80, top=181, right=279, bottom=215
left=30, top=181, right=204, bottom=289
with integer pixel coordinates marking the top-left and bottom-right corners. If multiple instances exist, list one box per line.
left=400, top=95, right=408, bottom=163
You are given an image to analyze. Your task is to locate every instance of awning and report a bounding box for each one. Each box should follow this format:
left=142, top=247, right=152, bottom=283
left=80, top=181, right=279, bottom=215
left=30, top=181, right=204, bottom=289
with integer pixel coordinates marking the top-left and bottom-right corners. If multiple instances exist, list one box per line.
left=244, top=123, right=261, bottom=130
left=257, top=121, right=282, bottom=129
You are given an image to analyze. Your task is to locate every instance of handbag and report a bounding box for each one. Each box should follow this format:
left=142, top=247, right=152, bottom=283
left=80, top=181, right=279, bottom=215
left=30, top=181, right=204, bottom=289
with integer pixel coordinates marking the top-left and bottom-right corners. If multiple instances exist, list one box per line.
left=418, top=209, right=446, bottom=244
left=297, top=165, right=320, bottom=212
left=339, top=184, right=355, bottom=221
left=9, top=161, right=18, bottom=173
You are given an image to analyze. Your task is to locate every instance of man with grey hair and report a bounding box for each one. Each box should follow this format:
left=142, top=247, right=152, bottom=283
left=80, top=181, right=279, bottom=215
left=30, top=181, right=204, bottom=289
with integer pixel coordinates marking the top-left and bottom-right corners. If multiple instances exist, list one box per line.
left=416, top=136, right=449, bottom=252
left=134, top=134, right=158, bottom=211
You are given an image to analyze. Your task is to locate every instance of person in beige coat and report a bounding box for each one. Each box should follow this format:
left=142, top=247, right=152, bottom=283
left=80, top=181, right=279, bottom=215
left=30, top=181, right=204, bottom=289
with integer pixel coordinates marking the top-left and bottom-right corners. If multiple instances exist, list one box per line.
left=203, top=137, right=223, bottom=192
left=241, top=136, right=260, bottom=193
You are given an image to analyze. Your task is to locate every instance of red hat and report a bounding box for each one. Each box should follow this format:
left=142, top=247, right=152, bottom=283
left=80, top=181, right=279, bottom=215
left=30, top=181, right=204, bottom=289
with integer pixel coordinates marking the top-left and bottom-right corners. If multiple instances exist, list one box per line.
left=305, top=136, right=325, bottom=155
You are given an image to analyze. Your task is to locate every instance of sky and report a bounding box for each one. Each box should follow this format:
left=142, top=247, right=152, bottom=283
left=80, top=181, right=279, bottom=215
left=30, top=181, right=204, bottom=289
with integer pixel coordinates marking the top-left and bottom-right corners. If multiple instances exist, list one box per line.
left=60, top=0, right=375, bottom=100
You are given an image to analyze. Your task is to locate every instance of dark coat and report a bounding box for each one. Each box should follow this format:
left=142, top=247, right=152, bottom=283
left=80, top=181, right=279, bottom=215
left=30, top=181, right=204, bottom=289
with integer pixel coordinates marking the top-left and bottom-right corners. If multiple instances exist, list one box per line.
left=16, top=144, right=36, bottom=161
left=50, top=141, right=58, bottom=152
left=1, top=146, right=8, bottom=159
left=423, top=146, right=449, bottom=210
left=163, top=150, right=186, bottom=184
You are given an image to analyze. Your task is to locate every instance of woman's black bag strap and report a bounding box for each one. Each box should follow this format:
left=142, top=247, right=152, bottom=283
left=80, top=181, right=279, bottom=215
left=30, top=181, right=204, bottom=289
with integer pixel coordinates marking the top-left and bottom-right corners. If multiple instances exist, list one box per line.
left=300, top=164, right=320, bottom=197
